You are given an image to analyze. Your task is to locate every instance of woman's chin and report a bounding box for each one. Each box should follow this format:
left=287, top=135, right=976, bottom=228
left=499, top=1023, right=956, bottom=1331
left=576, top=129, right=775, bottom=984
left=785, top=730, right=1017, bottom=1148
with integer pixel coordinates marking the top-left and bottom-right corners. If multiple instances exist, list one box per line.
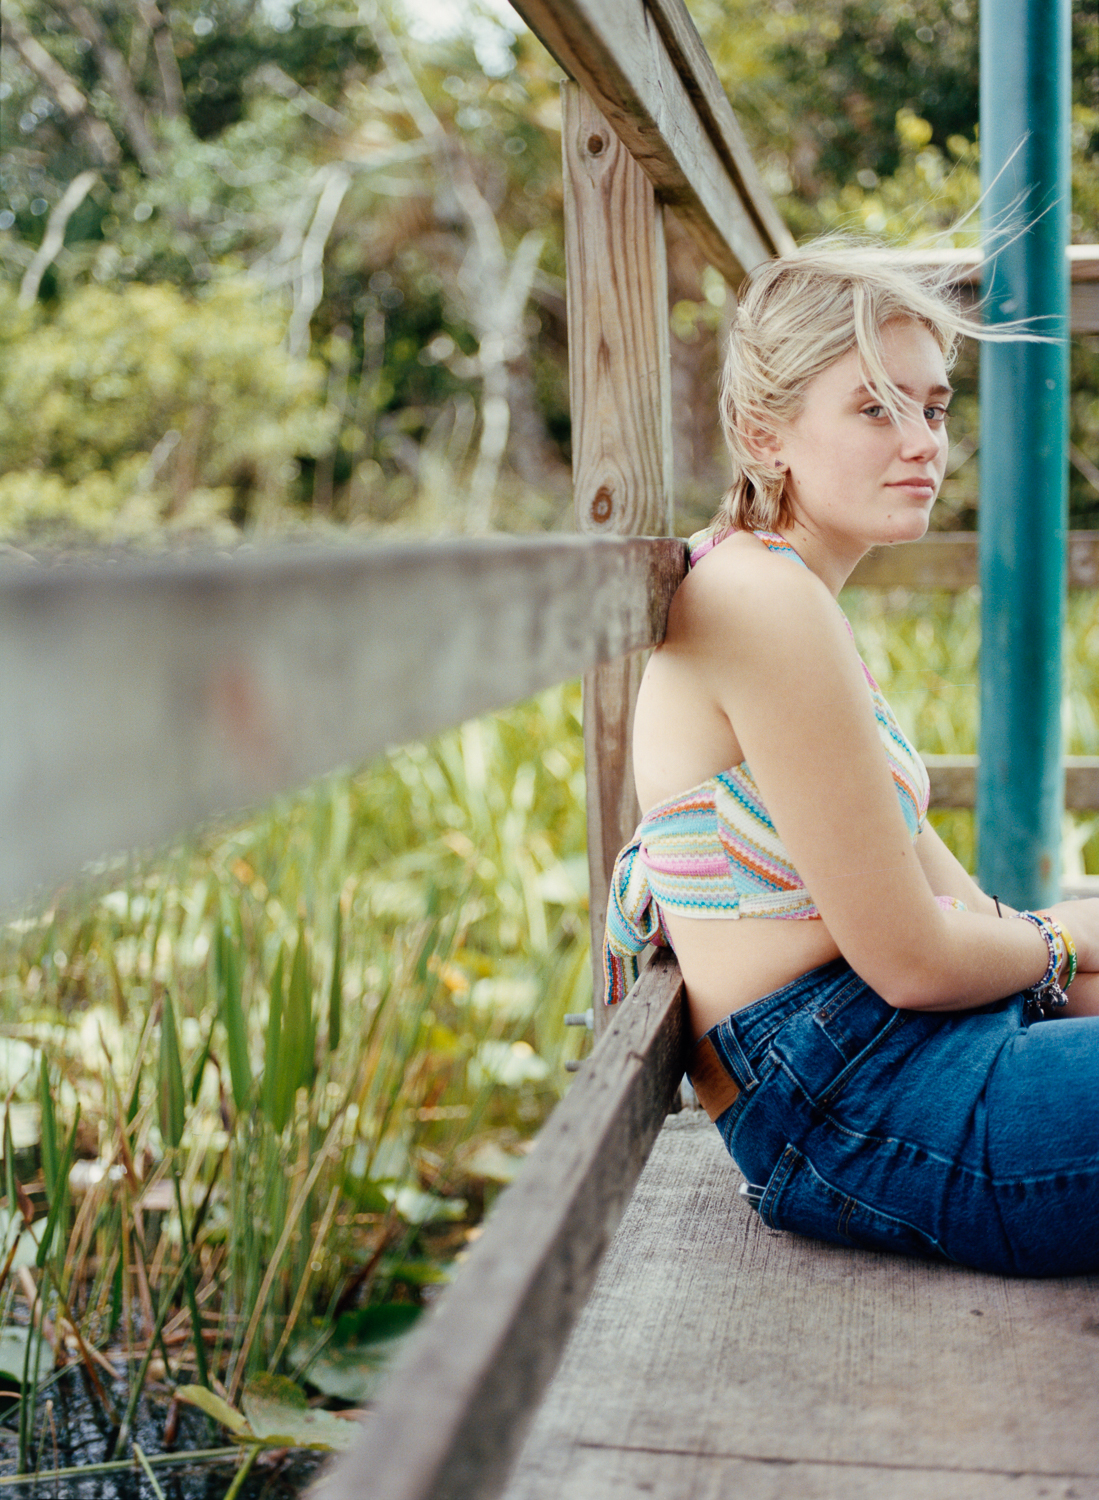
left=876, top=507, right=932, bottom=546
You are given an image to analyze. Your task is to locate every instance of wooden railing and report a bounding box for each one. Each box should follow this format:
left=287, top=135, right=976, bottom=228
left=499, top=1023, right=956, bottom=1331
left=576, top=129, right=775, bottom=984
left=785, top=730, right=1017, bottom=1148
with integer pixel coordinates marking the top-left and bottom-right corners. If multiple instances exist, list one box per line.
left=2, top=1, right=1097, bottom=1497
left=0, top=536, right=685, bottom=903
left=5, top=530, right=1095, bottom=903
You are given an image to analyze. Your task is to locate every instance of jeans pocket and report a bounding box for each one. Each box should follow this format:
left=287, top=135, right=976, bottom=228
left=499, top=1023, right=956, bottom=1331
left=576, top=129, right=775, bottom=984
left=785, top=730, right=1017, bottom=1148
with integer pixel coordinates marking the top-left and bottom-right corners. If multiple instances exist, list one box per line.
left=759, top=1144, right=946, bottom=1261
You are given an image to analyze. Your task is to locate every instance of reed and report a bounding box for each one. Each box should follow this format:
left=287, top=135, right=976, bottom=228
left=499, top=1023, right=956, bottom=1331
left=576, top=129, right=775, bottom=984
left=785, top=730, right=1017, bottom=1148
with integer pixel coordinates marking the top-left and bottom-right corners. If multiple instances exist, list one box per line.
left=0, top=684, right=590, bottom=1471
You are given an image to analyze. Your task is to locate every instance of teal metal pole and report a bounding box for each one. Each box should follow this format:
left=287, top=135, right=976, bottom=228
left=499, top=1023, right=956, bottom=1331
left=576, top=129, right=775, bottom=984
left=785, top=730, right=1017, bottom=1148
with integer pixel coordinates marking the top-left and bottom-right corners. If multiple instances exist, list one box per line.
left=977, top=0, right=1071, bottom=908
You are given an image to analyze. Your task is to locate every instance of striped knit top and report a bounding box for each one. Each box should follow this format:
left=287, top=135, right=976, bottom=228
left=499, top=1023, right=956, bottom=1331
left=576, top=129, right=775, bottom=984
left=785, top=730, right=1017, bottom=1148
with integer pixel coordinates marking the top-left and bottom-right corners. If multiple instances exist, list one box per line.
left=603, top=528, right=930, bottom=1006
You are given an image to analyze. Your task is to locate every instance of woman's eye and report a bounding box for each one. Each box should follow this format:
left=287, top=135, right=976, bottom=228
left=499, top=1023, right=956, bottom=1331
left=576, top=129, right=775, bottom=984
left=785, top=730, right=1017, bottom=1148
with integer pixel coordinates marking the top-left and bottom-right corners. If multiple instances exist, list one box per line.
left=925, top=405, right=949, bottom=423
left=862, top=404, right=886, bottom=419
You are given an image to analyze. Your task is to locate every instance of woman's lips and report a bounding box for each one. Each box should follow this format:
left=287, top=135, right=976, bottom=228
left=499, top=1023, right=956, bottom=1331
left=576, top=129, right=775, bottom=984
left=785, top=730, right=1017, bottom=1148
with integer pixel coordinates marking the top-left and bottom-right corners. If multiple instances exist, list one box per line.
left=888, top=478, right=937, bottom=496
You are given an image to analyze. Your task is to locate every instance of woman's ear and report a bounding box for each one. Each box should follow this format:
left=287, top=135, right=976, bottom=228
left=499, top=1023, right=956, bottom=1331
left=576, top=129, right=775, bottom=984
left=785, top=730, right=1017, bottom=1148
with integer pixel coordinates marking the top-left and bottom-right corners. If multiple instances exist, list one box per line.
left=742, top=424, right=782, bottom=466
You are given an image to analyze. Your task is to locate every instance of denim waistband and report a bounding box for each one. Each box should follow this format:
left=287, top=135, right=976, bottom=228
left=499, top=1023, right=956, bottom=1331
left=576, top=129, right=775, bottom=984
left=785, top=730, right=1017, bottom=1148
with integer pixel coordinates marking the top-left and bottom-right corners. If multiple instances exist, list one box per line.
left=701, top=956, right=856, bottom=1096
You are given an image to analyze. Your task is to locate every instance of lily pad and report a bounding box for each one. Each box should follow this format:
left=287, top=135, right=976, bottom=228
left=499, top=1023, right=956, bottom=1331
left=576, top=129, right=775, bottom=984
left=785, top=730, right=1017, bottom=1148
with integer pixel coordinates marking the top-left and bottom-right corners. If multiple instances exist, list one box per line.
left=176, top=1379, right=358, bottom=1452
left=469, top=1039, right=550, bottom=1088
left=302, top=1340, right=403, bottom=1405
left=242, top=1375, right=357, bottom=1451
left=0, top=1326, right=54, bottom=1387
left=305, top=1306, right=422, bottom=1404
left=381, top=1258, right=451, bottom=1289
left=384, top=1183, right=466, bottom=1225
left=334, top=1303, right=422, bottom=1346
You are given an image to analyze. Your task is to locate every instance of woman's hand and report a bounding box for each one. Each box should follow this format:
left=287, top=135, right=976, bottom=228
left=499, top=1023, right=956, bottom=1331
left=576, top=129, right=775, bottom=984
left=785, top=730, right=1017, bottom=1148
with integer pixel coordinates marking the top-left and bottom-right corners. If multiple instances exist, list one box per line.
left=1044, top=897, right=1099, bottom=978
left=1043, top=899, right=1099, bottom=1017
left=1063, top=971, right=1099, bottom=1017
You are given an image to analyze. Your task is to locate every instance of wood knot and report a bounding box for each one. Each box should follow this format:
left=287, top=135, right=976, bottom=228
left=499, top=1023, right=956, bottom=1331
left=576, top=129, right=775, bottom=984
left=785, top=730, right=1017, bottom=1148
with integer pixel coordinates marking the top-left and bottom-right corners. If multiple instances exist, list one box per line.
left=590, top=487, right=614, bottom=524
left=586, top=133, right=607, bottom=157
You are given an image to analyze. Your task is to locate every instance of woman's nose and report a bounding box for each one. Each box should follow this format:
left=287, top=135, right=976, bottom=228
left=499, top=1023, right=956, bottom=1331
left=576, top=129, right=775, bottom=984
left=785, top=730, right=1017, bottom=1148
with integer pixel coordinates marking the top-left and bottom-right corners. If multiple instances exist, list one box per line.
left=898, top=413, right=942, bottom=460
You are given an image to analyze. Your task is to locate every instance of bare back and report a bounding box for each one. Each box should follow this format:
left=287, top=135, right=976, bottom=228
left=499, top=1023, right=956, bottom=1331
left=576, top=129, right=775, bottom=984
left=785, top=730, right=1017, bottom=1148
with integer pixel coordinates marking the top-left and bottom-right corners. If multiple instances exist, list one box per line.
left=631, top=531, right=841, bottom=1036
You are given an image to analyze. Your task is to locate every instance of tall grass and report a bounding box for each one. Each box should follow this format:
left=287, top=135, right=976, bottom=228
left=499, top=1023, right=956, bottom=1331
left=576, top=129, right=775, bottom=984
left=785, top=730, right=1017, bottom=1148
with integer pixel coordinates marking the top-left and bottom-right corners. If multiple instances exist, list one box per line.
left=0, top=684, right=591, bottom=1468
left=841, top=585, right=1099, bottom=875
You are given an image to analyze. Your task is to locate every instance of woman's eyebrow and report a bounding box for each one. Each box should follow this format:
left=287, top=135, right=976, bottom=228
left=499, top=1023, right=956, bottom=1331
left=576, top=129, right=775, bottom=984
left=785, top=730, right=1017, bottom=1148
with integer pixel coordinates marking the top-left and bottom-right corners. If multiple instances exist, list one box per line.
left=848, top=382, right=955, bottom=399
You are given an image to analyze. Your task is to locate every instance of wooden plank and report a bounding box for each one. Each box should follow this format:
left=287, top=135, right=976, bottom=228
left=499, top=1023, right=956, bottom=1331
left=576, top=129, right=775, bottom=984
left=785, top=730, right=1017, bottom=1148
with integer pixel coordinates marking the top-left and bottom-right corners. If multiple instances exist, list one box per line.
left=925, top=755, right=1099, bottom=810
left=847, top=530, right=1099, bottom=590
left=314, top=952, right=687, bottom=1500
left=1070, top=529, right=1099, bottom=590
left=563, top=84, right=677, bottom=1034
left=1069, top=239, right=1099, bottom=334
left=1073, top=279, right=1099, bottom=335
left=506, top=1445, right=1091, bottom=1499
left=512, top=0, right=794, bottom=286
left=583, top=653, right=646, bottom=1020
left=0, top=535, right=685, bottom=903
left=503, top=1112, right=1099, bottom=1499
left=640, top=0, right=793, bottom=261
left=872, top=245, right=1099, bottom=333
left=564, top=87, right=674, bottom=542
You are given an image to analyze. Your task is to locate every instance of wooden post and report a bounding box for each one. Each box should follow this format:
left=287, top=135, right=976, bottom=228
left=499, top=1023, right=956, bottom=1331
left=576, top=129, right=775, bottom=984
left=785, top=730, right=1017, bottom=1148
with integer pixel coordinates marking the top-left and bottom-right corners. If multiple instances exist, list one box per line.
left=562, top=83, right=674, bottom=1033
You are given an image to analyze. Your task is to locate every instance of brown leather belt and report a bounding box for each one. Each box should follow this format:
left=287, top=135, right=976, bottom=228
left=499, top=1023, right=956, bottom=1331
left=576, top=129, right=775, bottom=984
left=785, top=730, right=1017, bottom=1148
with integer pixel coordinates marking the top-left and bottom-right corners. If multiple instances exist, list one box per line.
left=688, top=1034, right=741, bottom=1122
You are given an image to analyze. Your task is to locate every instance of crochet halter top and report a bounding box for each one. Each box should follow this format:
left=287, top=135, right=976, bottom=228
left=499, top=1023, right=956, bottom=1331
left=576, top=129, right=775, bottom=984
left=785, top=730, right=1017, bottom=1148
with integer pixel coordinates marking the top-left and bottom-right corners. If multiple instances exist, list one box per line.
left=602, top=528, right=930, bottom=1006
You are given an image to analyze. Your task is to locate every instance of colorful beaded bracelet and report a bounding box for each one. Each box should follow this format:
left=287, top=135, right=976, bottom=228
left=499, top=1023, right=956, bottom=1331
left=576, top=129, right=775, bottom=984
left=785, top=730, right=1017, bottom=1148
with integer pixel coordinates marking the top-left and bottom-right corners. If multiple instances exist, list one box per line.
left=1039, top=912, right=1078, bottom=991
left=1017, top=911, right=1069, bottom=1014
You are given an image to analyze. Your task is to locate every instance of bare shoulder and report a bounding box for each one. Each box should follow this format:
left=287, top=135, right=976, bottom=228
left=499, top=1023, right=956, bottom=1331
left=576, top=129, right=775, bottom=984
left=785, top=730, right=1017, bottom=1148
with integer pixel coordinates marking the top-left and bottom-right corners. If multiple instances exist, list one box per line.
left=667, top=532, right=841, bottom=659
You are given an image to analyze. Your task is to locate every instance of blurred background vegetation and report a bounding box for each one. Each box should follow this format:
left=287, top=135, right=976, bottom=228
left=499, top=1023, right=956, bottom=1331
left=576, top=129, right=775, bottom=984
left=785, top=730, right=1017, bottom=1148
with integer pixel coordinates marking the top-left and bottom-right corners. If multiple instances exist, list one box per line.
left=1, top=0, right=1097, bottom=542
left=0, top=0, right=1097, bottom=1477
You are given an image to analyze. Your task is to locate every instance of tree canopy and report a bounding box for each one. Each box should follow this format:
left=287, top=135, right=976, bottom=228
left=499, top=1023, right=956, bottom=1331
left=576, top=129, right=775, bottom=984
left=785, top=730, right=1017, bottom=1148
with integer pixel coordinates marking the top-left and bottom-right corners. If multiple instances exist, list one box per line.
left=1, top=0, right=1096, bottom=541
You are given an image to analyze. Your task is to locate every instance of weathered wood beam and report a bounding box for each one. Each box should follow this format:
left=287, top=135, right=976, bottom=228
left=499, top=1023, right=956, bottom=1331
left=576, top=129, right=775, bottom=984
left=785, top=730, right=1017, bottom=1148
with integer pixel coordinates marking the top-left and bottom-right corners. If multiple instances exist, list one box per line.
left=315, top=952, right=687, bottom=1500
left=563, top=85, right=675, bottom=1032
left=926, top=755, right=1099, bottom=811
left=848, top=531, right=1099, bottom=591
left=511, top=0, right=794, bottom=286
left=0, top=535, right=687, bottom=904
left=872, top=246, right=1099, bottom=333
left=1067, top=245, right=1099, bottom=334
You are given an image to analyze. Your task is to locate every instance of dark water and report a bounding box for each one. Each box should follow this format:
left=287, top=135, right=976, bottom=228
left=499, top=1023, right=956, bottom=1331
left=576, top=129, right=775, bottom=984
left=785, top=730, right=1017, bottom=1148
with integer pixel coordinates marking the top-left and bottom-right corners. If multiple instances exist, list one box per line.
left=0, top=1371, right=329, bottom=1499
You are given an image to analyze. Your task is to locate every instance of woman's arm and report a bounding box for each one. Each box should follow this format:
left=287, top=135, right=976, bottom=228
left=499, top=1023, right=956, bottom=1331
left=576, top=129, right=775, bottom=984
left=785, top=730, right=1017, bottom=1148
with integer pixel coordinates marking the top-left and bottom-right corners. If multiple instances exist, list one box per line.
left=914, top=822, right=1001, bottom=916
left=915, top=823, right=1099, bottom=1014
left=683, top=546, right=1099, bottom=1010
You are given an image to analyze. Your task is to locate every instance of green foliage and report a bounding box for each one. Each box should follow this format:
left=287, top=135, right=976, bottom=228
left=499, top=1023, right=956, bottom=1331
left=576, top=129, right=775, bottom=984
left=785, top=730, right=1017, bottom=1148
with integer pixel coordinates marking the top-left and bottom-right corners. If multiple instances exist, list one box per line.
left=0, top=684, right=591, bottom=1407
left=36, top=1057, right=57, bottom=1202
left=216, top=910, right=252, bottom=1116
left=841, top=586, right=1099, bottom=873
left=687, top=0, right=1098, bottom=232
left=0, top=279, right=333, bottom=541
left=0, top=0, right=572, bottom=534
left=158, top=993, right=186, bottom=1149
left=263, top=948, right=288, bottom=1133
left=285, top=925, right=316, bottom=1100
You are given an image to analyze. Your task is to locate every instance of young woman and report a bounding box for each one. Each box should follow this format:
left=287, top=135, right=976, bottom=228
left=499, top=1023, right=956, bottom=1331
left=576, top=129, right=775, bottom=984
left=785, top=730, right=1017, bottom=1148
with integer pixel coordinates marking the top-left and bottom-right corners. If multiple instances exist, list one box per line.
left=604, top=243, right=1099, bottom=1277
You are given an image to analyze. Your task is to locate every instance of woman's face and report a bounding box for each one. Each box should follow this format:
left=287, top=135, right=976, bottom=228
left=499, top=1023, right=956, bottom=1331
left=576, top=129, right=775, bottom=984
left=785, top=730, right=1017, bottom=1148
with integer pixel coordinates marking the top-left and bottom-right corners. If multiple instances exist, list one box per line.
left=775, top=318, right=952, bottom=555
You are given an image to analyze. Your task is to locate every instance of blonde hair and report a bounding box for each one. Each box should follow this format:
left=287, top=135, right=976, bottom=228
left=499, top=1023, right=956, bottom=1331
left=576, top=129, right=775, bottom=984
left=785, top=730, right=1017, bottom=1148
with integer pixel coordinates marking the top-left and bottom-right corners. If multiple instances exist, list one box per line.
left=717, top=237, right=991, bottom=533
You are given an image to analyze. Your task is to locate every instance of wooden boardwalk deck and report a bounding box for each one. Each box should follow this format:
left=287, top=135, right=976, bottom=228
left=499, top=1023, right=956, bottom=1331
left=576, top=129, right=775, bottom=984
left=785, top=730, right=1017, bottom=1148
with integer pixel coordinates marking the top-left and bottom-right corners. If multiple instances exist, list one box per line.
left=503, top=1112, right=1099, bottom=1500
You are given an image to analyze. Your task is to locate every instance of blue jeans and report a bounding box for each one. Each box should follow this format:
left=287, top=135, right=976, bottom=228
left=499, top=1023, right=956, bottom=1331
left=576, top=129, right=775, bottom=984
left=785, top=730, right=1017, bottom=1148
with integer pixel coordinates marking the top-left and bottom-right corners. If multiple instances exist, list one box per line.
left=703, top=958, right=1099, bottom=1276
